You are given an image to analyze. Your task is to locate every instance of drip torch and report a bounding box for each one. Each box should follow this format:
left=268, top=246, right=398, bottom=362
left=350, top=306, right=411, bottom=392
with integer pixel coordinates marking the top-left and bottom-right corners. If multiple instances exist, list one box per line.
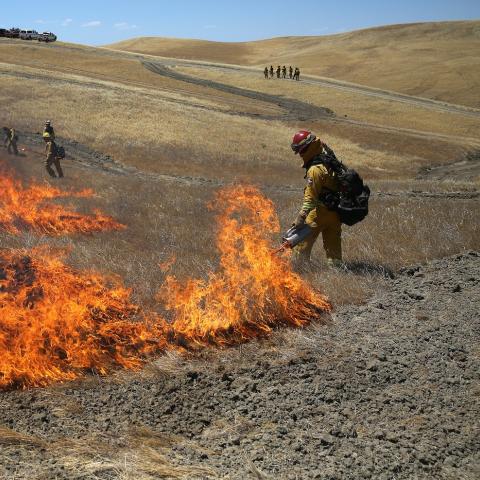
left=273, top=224, right=312, bottom=255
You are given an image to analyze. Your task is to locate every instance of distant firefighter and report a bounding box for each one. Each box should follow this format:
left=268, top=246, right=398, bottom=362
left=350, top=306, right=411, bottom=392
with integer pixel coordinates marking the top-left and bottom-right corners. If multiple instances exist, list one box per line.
left=43, top=132, right=64, bottom=178
left=276, top=65, right=281, bottom=78
left=43, top=120, right=55, bottom=140
left=289, top=65, right=293, bottom=79
left=269, top=65, right=274, bottom=78
left=6, top=127, right=18, bottom=155
left=282, top=65, right=287, bottom=78
left=264, top=66, right=269, bottom=79
left=294, top=67, right=300, bottom=81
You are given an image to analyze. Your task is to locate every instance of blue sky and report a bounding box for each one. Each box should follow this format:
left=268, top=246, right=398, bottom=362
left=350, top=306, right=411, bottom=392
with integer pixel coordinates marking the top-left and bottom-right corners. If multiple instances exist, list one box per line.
left=2, top=0, right=479, bottom=45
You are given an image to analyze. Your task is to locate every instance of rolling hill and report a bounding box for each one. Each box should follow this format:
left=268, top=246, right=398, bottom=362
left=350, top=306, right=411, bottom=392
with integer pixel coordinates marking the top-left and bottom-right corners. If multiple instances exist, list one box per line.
left=108, top=20, right=480, bottom=107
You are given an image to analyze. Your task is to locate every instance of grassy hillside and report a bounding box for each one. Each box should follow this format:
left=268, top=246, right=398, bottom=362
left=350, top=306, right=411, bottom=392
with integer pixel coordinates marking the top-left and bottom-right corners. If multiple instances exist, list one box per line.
left=108, top=21, right=480, bottom=107
left=1, top=25, right=479, bottom=479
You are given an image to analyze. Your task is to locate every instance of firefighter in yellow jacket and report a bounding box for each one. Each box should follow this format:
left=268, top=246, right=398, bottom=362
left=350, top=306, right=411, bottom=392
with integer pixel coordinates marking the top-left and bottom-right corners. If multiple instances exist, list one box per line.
left=6, top=127, right=18, bottom=155
left=290, top=130, right=342, bottom=267
left=44, top=133, right=64, bottom=178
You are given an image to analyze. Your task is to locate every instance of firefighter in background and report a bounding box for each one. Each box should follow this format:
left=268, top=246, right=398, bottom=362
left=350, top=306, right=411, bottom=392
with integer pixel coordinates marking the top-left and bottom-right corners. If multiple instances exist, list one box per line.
left=264, top=66, right=269, bottom=79
left=294, top=67, right=300, bottom=80
left=269, top=65, right=274, bottom=78
left=290, top=130, right=342, bottom=267
left=282, top=65, right=287, bottom=78
left=43, top=132, right=64, bottom=178
left=276, top=65, right=281, bottom=78
left=43, top=120, right=55, bottom=140
left=6, top=127, right=18, bottom=155
left=289, top=65, right=293, bottom=79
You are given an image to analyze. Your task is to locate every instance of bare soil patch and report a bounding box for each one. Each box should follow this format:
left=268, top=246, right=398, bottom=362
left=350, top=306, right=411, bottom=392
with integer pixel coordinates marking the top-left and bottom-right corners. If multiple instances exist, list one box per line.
left=0, top=252, right=478, bottom=479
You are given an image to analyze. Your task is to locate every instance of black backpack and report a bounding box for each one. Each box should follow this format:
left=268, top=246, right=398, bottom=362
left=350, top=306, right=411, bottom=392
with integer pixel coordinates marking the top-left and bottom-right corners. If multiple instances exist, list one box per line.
left=309, top=146, right=370, bottom=226
left=56, top=145, right=65, bottom=159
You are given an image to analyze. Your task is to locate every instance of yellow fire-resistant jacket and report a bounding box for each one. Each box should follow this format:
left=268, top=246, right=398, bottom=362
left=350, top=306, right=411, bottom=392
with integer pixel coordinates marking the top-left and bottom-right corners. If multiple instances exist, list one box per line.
left=45, top=140, right=57, bottom=160
left=299, top=139, right=339, bottom=216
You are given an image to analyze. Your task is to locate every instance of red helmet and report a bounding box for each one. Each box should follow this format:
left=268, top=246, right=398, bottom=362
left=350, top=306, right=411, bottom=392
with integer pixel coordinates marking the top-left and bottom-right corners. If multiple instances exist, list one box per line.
left=291, top=130, right=316, bottom=154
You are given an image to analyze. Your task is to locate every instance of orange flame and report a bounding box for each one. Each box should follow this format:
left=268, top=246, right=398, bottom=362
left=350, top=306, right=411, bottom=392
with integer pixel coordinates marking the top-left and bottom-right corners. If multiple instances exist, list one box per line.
left=0, top=247, right=164, bottom=389
left=161, top=185, right=331, bottom=347
left=0, top=185, right=330, bottom=390
left=0, top=169, right=125, bottom=235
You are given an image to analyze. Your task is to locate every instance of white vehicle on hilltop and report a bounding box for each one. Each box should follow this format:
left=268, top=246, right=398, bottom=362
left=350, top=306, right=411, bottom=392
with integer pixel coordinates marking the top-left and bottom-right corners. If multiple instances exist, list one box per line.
left=19, top=29, right=40, bottom=40
left=38, top=32, right=57, bottom=42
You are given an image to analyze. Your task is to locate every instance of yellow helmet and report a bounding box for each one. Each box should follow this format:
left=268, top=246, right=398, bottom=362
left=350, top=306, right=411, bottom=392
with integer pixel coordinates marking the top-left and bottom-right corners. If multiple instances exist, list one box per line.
left=43, top=132, right=51, bottom=139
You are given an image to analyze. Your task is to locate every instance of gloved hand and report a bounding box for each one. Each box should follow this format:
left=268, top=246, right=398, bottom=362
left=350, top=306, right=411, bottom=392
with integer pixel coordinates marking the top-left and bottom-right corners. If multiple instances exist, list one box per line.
left=292, top=212, right=307, bottom=229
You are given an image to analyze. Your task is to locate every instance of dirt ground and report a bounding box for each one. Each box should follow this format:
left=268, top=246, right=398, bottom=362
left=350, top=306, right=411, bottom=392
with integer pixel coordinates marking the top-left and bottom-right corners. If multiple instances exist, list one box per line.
left=0, top=251, right=478, bottom=479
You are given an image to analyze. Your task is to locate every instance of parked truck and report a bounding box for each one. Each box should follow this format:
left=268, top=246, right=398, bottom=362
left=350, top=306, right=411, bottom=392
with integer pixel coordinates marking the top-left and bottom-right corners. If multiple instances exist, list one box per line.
left=0, top=27, right=56, bottom=42
left=38, top=32, right=57, bottom=42
left=19, top=29, right=40, bottom=40
left=4, top=28, right=20, bottom=38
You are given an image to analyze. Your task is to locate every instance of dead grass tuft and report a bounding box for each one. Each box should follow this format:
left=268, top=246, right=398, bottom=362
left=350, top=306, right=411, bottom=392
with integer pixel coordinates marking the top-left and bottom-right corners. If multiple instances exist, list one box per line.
left=141, top=351, right=188, bottom=379
left=0, top=426, right=46, bottom=447
left=113, top=446, right=217, bottom=479
left=246, top=458, right=273, bottom=480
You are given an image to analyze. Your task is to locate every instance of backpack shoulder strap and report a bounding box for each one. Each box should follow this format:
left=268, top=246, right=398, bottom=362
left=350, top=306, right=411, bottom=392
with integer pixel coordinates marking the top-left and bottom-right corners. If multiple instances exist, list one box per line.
left=310, top=149, right=345, bottom=175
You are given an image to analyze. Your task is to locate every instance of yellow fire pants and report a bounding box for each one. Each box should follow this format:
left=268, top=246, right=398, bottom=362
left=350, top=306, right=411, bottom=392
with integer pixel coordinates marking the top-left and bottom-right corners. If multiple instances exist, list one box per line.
left=293, top=206, right=342, bottom=262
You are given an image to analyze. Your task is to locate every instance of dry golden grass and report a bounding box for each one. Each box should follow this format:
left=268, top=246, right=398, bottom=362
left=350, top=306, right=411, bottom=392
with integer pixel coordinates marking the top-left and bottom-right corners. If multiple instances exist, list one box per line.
left=109, top=21, right=480, bottom=107
left=1, top=63, right=431, bottom=184
left=1, top=39, right=476, bottom=184
left=0, top=32, right=478, bottom=309
left=0, top=426, right=46, bottom=447
left=274, top=192, right=480, bottom=305
left=175, top=65, right=480, bottom=141
left=0, top=39, right=280, bottom=116
left=0, top=425, right=216, bottom=480
left=2, top=152, right=477, bottom=310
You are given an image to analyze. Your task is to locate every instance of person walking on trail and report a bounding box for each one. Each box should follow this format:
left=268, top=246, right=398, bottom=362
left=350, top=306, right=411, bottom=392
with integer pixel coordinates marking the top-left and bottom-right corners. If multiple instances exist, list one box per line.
left=294, top=67, right=300, bottom=81
left=282, top=65, right=287, bottom=79
left=6, top=127, right=19, bottom=155
left=276, top=65, right=281, bottom=78
left=290, top=130, right=342, bottom=268
left=44, top=132, right=64, bottom=178
left=43, top=120, right=55, bottom=140
left=289, top=65, right=293, bottom=79
left=269, top=65, right=274, bottom=78
left=264, top=66, right=269, bottom=79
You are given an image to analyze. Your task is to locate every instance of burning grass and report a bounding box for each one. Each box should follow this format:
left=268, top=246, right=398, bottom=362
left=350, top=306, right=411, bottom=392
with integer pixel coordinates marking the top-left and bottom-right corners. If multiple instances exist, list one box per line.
left=0, top=247, right=164, bottom=389
left=0, top=185, right=330, bottom=389
left=0, top=168, right=125, bottom=235
left=161, top=185, right=331, bottom=347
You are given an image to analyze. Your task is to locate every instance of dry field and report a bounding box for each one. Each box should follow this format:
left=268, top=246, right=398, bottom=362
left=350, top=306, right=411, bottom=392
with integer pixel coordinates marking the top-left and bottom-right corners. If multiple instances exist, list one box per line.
left=1, top=32, right=479, bottom=299
left=0, top=24, right=479, bottom=479
left=174, top=65, right=480, bottom=141
left=109, top=20, right=480, bottom=107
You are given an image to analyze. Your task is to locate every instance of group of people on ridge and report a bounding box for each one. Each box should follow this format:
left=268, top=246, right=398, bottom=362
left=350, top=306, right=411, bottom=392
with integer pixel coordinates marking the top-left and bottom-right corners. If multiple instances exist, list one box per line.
left=2, top=120, right=64, bottom=178
left=264, top=65, right=300, bottom=80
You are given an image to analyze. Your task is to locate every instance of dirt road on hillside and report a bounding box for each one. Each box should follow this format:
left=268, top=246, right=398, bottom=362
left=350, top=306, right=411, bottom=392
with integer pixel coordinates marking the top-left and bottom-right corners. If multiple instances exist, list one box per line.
left=142, top=61, right=334, bottom=122
left=3, top=37, right=479, bottom=120
left=141, top=61, right=480, bottom=148
left=1, top=252, right=478, bottom=479
left=141, top=58, right=480, bottom=120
